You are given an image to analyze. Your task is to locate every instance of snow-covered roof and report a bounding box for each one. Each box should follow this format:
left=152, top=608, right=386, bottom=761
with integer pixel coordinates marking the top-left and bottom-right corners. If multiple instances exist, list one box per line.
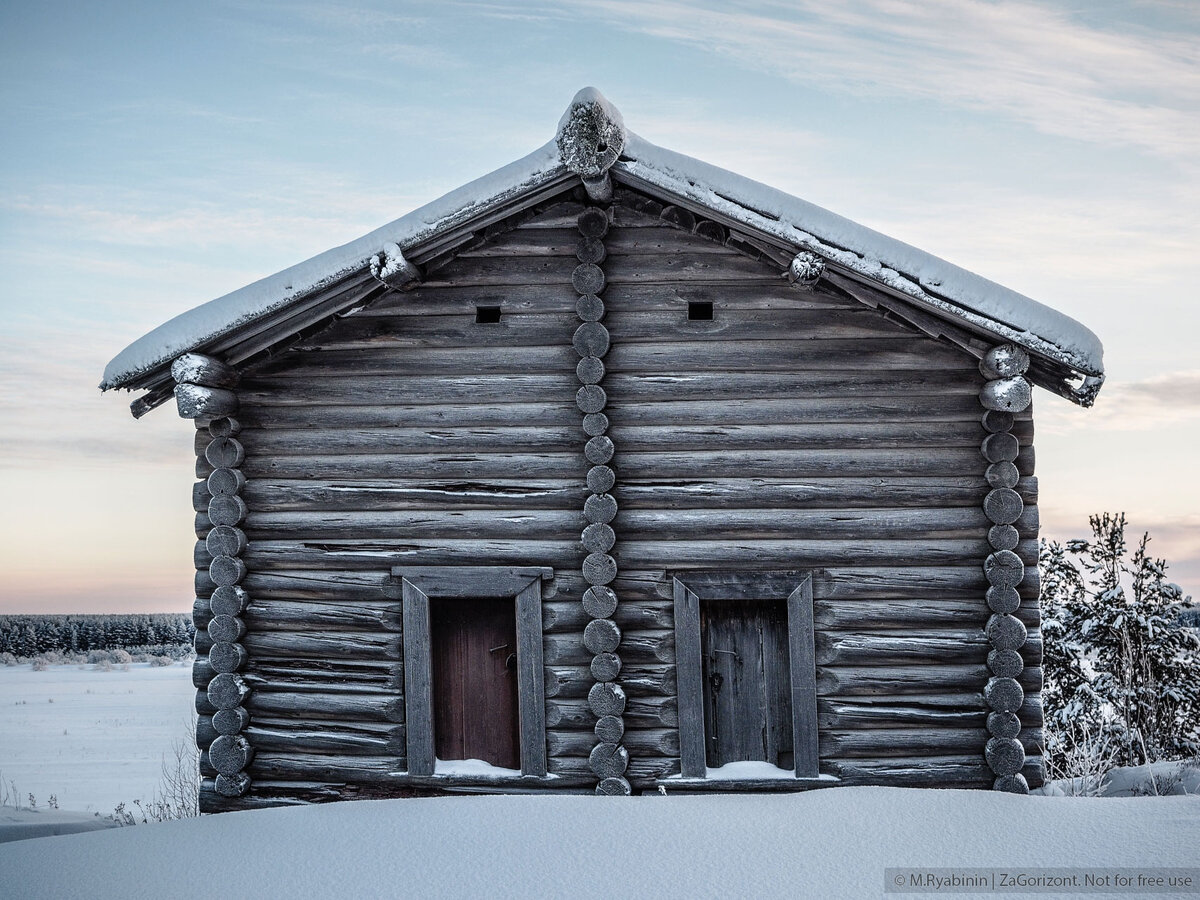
left=101, top=87, right=1104, bottom=403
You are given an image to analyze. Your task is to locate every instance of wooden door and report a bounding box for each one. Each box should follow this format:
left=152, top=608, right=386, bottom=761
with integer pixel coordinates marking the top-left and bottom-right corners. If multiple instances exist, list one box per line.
left=700, top=597, right=794, bottom=769
left=430, top=597, right=520, bottom=769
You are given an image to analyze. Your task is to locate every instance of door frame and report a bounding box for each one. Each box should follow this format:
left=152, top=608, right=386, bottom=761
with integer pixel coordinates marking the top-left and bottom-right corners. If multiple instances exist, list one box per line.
left=673, top=571, right=817, bottom=779
left=394, top=566, right=551, bottom=777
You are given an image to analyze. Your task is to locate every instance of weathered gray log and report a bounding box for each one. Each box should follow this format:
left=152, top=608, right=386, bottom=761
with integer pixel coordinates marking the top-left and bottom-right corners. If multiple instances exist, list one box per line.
left=584, top=435, right=614, bottom=464
left=208, top=673, right=250, bottom=710
left=985, top=677, right=1024, bottom=713
left=988, top=524, right=1020, bottom=552
left=581, top=522, right=616, bottom=553
left=210, top=585, right=249, bottom=616
left=207, top=468, right=246, bottom=496
left=583, top=552, right=617, bottom=585
left=242, top=598, right=403, bottom=633
left=208, top=615, right=246, bottom=644
left=214, top=772, right=252, bottom=798
left=209, top=734, right=254, bottom=776
left=985, top=737, right=1026, bottom=776
left=572, top=322, right=610, bottom=357
left=199, top=628, right=401, bottom=662
left=576, top=384, right=607, bottom=414
left=586, top=465, right=615, bottom=494
left=981, top=432, right=1019, bottom=463
left=205, top=437, right=245, bottom=469
left=787, top=251, right=825, bottom=288
left=243, top=721, right=405, bottom=756
left=208, top=495, right=248, bottom=527
left=209, top=555, right=247, bottom=587
left=589, top=742, right=629, bottom=778
left=594, top=715, right=625, bottom=744
left=572, top=263, right=606, bottom=295
left=172, top=353, right=238, bottom=389
left=576, top=235, right=606, bottom=264
left=576, top=293, right=605, bottom=322
left=815, top=631, right=993, bottom=666
left=212, top=707, right=251, bottom=736
left=546, top=695, right=676, bottom=730
left=369, top=242, right=421, bottom=290
left=582, top=585, right=618, bottom=618
left=980, top=344, right=1030, bottom=379
left=577, top=207, right=610, bottom=239
left=988, top=648, right=1024, bottom=678
left=819, top=695, right=1041, bottom=730
left=986, top=461, right=1020, bottom=489
left=986, top=584, right=1021, bottom=615
left=243, top=690, right=404, bottom=723
left=551, top=729, right=676, bottom=758
left=582, top=413, right=609, bottom=436
left=206, top=525, right=247, bottom=558
left=987, top=614, right=1029, bottom=650
left=984, top=488, right=1024, bottom=525
left=825, top=755, right=1042, bottom=789
left=820, top=728, right=1032, bottom=759
left=208, top=416, right=242, bottom=438
left=596, top=776, right=632, bottom=795
left=577, top=356, right=605, bottom=385
left=583, top=618, right=621, bottom=654
left=583, top=493, right=617, bottom=524
left=817, top=664, right=1042, bottom=697
left=558, top=89, right=625, bottom=178
left=987, top=711, right=1021, bottom=739
left=993, top=773, right=1030, bottom=794
left=981, top=409, right=1014, bottom=433
left=176, top=384, right=238, bottom=420
left=588, top=681, right=626, bottom=717
left=980, top=376, right=1032, bottom=412
left=659, top=205, right=695, bottom=231
left=984, top=550, right=1025, bottom=588
left=590, top=652, right=622, bottom=682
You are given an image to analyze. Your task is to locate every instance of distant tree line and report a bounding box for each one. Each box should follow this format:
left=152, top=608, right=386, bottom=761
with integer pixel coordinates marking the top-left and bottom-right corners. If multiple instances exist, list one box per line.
left=0, top=614, right=194, bottom=659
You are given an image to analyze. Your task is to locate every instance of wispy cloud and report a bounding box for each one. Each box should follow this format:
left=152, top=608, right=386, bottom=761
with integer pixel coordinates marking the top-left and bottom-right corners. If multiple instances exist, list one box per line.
left=517, top=0, right=1200, bottom=163
left=1040, top=369, right=1200, bottom=432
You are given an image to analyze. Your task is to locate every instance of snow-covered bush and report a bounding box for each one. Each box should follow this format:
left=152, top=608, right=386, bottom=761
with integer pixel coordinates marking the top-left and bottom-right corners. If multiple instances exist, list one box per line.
left=1041, top=513, right=1200, bottom=781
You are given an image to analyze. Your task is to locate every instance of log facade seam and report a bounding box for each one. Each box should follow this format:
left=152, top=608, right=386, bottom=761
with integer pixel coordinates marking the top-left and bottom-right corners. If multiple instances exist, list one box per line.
left=175, top=354, right=254, bottom=802
left=979, top=343, right=1032, bottom=793
left=573, top=204, right=631, bottom=795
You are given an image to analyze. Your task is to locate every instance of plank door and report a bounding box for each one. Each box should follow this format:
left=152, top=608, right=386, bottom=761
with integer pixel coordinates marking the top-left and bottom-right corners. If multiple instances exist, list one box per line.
left=430, top=596, right=520, bottom=769
left=700, top=597, right=794, bottom=769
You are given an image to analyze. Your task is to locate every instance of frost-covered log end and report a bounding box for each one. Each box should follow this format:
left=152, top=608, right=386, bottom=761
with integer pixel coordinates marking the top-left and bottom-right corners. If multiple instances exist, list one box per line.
left=175, top=384, right=238, bottom=420
left=979, top=376, right=1032, bottom=413
left=171, top=352, right=238, bottom=389
left=556, top=87, right=626, bottom=180
left=787, top=251, right=826, bottom=289
left=370, top=242, right=421, bottom=290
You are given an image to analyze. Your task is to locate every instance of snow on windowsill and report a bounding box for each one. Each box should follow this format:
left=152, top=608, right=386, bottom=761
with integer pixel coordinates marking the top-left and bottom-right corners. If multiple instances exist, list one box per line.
left=667, top=761, right=840, bottom=782
left=431, top=759, right=557, bottom=780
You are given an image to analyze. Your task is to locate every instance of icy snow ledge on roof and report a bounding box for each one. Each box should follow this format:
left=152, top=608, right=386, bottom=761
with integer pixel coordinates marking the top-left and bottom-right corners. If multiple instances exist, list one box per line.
left=616, top=134, right=1104, bottom=379
left=100, top=140, right=567, bottom=391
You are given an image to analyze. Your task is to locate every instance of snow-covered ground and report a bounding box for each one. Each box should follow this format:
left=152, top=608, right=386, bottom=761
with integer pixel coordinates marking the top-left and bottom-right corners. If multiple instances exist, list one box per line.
left=0, top=662, right=196, bottom=813
left=1, top=789, right=1198, bottom=899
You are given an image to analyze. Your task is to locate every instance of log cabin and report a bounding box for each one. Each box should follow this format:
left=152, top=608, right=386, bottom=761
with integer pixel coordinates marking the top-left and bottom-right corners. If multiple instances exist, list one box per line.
left=100, top=88, right=1105, bottom=811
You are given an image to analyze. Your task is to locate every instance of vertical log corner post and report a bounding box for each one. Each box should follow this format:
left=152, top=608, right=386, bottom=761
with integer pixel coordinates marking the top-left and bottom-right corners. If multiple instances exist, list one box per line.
left=978, top=344, right=1033, bottom=793
left=572, top=204, right=630, bottom=795
left=174, top=353, right=255, bottom=801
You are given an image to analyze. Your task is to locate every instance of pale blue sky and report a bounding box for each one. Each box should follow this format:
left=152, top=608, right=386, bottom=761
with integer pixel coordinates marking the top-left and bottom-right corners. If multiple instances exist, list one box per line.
left=2, top=0, right=1197, bottom=612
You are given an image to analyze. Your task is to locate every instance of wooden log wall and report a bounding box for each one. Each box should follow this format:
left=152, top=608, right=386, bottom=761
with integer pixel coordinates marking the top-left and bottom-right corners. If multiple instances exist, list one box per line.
left=198, top=188, right=1043, bottom=805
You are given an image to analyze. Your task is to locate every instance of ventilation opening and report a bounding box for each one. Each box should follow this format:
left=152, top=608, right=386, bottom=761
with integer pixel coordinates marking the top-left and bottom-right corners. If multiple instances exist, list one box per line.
left=476, top=305, right=502, bottom=324
left=688, top=301, right=714, bottom=321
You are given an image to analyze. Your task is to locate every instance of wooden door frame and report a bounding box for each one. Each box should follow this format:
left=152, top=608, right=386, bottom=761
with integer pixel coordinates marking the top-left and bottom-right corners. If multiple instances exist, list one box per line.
left=673, top=571, right=817, bottom=779
left=394, top=566, right=552, bottom=777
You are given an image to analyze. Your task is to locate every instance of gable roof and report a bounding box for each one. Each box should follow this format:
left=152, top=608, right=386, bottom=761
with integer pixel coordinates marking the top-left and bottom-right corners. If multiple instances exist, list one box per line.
left=101, top=87, right=1104, bottom=409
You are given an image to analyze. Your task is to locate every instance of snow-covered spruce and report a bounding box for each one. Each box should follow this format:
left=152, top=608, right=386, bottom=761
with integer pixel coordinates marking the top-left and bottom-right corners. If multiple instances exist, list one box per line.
left=979, top=345, right=1032, bottom=792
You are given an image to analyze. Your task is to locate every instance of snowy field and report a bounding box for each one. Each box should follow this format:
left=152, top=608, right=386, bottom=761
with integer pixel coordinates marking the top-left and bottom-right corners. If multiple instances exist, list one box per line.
left=0, top=662, right=196, bottom=813
left=1, top=789, right=1198, bottom=899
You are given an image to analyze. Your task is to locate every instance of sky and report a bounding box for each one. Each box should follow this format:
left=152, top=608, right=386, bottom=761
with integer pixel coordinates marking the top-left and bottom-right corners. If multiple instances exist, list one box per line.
left=0, top=0, right=1197, bottom=614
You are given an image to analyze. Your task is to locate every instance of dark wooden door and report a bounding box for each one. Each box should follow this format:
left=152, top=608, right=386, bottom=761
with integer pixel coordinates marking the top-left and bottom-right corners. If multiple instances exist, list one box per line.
left=430, top=597, right=520, bottom=769
left=700, top=597, right=794, bottom=769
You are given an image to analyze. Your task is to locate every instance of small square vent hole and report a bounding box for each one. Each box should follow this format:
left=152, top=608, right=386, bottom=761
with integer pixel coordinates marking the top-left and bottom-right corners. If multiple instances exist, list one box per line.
left=688, top=301, right=714, bottom=321
left=476, top=305, right=502, bottom=324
